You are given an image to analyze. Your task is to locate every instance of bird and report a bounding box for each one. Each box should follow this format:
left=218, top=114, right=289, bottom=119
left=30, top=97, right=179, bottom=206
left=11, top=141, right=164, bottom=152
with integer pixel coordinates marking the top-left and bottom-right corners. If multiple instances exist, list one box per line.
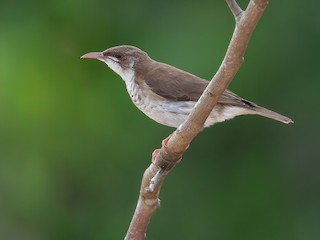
left=81, top=45, right=293, bottom=128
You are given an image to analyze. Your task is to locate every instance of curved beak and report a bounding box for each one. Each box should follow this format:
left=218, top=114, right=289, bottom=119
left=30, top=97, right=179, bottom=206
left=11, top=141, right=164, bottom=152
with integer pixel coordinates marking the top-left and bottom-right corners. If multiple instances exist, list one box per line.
left=80, top=52, right=103, bottom=59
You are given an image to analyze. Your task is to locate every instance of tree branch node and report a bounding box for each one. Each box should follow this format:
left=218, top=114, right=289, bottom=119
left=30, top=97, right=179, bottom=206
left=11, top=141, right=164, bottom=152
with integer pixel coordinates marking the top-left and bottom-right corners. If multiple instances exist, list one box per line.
left=226, top=0, right=243, bottom=21
left=146, top=168, right=165, bottom=193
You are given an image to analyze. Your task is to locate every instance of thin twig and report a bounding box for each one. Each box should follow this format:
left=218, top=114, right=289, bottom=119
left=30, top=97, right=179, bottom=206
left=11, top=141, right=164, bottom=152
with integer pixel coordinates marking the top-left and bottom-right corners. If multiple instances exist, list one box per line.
left=124, top=0, right=269, bottom=239
left=226, top=0, right=243, bottom=20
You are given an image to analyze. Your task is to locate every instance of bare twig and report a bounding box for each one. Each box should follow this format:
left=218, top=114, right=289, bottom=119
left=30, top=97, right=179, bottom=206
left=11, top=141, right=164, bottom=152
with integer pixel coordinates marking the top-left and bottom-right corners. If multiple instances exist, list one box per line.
left=226, top=0, right=243, bottom=20
left=124, top=0, right=269, bottom=239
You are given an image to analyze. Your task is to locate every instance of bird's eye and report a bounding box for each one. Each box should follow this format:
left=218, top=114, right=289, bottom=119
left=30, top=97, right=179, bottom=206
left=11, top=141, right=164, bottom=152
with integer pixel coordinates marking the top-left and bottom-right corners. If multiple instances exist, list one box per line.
left=115, top=54, right=122, bottom=59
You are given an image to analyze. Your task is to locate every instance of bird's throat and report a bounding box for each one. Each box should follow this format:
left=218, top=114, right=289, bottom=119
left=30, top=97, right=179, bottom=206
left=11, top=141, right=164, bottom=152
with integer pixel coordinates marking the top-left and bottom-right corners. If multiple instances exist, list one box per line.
left=104, top=59, right=135, bottom=83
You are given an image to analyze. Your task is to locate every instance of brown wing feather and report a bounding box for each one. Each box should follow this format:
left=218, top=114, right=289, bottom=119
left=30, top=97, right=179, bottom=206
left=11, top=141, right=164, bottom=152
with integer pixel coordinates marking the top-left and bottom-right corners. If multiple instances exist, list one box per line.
left=144, top=62, right=208, bottom=101
left=144, top=61, right=254, bottom=108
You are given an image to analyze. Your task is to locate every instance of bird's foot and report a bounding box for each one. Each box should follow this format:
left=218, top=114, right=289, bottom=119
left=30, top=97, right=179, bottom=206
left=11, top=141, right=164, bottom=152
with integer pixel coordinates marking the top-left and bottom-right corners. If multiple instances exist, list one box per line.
left=148, top=134, right=173, bottom=192
left=161, top=134, right=172, bottom=150
left=152, top=149, right=160, bottom=162
left=151, top=134, right=172, bottom=163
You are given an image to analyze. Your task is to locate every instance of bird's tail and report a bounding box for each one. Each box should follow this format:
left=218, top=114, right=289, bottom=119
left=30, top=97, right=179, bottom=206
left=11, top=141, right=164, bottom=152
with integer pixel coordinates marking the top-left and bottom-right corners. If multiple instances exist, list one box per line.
left=253, top=105, right=293, bottom=124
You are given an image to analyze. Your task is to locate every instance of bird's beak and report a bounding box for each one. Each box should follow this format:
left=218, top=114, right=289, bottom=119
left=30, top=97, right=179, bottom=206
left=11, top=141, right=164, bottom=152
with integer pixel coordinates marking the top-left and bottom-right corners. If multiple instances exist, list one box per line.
left=80, top=52, right=103, bottom=59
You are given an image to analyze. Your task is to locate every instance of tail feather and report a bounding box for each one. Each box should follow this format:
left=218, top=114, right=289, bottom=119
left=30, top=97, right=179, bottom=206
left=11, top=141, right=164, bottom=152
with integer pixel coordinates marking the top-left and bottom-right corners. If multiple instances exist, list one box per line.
left=253, top=105, right=293, bottom=124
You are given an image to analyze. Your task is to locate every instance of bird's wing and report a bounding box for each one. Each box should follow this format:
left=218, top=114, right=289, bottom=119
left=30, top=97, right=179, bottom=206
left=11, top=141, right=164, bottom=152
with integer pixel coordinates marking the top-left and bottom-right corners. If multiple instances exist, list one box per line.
left=219, top=89, right=257, bottom=107
left=144, top=63, right=208, bottom=101
left=144, top=62, right=256, bottom=108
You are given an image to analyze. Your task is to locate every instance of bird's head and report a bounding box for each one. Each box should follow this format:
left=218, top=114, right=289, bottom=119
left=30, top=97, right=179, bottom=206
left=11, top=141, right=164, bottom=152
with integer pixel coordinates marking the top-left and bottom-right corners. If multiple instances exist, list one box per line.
left=81, top=45, right=150, bottom=82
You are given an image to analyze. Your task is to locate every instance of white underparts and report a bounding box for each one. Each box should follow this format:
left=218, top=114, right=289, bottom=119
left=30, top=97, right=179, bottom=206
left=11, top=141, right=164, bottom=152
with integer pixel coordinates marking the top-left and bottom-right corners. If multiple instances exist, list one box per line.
left=126, top=79, right=248, bottom=128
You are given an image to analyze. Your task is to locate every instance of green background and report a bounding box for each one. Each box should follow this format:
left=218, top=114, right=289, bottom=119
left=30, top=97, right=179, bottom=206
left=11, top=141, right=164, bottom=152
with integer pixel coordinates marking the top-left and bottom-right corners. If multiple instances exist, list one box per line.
left=0, top=0, right=319, bottom=239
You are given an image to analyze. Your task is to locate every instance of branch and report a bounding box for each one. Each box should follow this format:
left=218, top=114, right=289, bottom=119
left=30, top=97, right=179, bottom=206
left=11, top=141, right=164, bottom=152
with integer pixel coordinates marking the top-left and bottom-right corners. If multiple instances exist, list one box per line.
left=124, top=0, right=269, bottom=239
left=226, top=0, right=243, bottom=20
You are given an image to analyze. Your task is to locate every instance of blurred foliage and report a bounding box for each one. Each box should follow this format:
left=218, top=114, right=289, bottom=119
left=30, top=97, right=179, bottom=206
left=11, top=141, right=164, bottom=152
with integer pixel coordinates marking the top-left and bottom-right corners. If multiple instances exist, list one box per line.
left=0, top=0, right=319, bottom=239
